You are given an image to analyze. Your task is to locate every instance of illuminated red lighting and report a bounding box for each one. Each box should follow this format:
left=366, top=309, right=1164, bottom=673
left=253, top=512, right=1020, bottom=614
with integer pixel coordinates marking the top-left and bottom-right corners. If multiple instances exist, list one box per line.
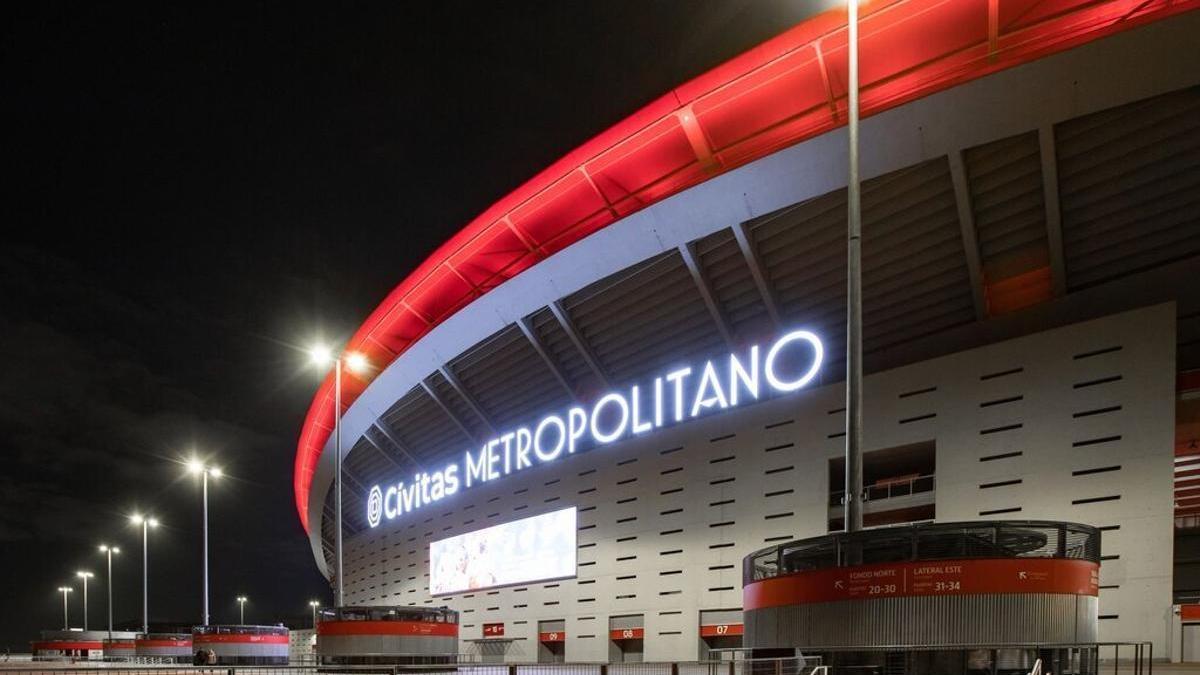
left=295, top=0, right=1200, bottom=532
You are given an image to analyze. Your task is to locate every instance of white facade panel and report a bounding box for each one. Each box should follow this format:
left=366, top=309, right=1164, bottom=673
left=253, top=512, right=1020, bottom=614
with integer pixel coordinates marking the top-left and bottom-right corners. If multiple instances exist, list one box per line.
left=342, top=304, right=1175, bottom=659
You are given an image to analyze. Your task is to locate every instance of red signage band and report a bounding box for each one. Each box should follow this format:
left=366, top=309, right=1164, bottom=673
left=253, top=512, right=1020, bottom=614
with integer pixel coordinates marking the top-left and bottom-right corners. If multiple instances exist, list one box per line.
left=744, top=558, right=1099, bottom=610
left=700, top=624, right=744, bottom=637
left=193, top=634, right=289, bottom=645
left=32, top=641, right=104, bottom=650
left=317, top=620, right=458, bottom=637
left=1182, top=604, right=1200, bottom=621
left=135, top=639, right=192, bottom=647
left=482, top=623, right=505, bottom=637
left=610, top=628, right=644, bottom=640
left=539, top=631, right=566, bottom=642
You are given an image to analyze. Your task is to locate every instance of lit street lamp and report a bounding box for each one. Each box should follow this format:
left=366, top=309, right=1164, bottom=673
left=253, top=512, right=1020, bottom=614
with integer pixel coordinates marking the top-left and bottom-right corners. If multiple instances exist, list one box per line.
left=130, top=514, right=158, bottom=634
left=309, top=345, right=369, bottom=607
left=308, top=600, right=321, bottom=629
left=98, top=545, right=120, bottom=640
left=57, top=586, right=73, bottom=630
left=75, top=571, right=94, bottom=631
left=236, top=596, right=248, bottom=624
left=187, top=459, right=222, bottom=626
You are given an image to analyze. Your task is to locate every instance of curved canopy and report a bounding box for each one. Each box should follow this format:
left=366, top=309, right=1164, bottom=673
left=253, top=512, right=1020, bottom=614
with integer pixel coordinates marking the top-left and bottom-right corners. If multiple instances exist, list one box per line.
left=295, top=0, right=1197, bottom=532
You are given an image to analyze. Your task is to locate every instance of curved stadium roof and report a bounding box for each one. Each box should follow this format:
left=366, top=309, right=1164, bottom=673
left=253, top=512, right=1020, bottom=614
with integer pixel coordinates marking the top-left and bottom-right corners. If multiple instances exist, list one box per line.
left=295, top=0, right=1199, bottom=533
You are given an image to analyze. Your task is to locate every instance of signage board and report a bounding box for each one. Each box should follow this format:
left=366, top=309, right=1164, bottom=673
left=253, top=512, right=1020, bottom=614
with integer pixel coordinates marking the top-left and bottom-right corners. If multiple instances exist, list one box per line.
left=430, top=507, right=577, bottom=595
left=367, top=330, right=823, bottom=527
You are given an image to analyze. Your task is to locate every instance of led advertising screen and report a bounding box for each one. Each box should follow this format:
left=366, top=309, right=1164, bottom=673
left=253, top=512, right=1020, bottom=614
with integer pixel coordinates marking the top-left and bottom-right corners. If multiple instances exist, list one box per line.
left=430, top=506, right=577, bottom=595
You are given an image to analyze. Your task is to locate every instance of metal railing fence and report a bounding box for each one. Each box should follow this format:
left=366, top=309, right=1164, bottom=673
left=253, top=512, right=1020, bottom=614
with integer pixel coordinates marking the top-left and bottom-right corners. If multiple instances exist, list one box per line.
left=3, top=643, right=1151, bottom=675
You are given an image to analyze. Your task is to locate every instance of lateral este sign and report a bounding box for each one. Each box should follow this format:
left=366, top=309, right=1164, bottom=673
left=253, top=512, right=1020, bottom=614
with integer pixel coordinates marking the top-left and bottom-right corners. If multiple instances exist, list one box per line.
left=365, top=329, right=824, bottom=528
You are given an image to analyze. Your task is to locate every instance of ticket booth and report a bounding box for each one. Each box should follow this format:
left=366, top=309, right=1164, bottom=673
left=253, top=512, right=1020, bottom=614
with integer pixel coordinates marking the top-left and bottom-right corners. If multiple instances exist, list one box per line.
left=699, top=609, right=744, bottom=660
left=538, top=620, right=565, bottom=663
left=608, top=615, right=644, bottom=663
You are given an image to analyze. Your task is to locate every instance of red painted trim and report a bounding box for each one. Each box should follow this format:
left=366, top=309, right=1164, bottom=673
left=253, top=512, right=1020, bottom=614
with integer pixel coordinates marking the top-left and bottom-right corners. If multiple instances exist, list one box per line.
left=1182, top=604, right=1200, bottom=621
left=317, top=620, right=458, bottom=637
left=482, top=623, right=505, bottom=637
left=193, top=634, right=289, bottom=645
left=31, top=642, right=104, bottom=650
left=539, top=631, right=566, bottom=643
left=135, top=639, right=192, bottom=648
left=294, top=0, right=1200, bottom=532
left=609, top=628, right=644, bottom=641
left=744, top=558, right=1099, bottom=610
left=700, top=624, right=744, bottom=638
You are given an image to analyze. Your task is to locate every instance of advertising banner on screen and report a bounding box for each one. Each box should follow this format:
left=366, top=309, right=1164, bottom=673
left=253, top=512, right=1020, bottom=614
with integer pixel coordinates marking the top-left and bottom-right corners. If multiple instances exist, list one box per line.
left=430, top=506, right=577, bottom=595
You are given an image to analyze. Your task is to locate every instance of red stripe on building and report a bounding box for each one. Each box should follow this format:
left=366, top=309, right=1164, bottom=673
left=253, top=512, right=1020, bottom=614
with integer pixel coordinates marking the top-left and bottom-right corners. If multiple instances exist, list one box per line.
left=193, top=634, right=289, bottom=645
left=610, top=628, right=644, bottom=640
left=1182, top=604, right=1200, bottom=621
left=700, top=624, right=744, bottom=637
left=31, top=641, right=103, bottom=650
left=135, top=639, right=192, bottom=647
left=538, top=631, right=566, bottom=642
left=317, top=620, right=458, bottom=637
left=744, top=558, right=1099, bottom=610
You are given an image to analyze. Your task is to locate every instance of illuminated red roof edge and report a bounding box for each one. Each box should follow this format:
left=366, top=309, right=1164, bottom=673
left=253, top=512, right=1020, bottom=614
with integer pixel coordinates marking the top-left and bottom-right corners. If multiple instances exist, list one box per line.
left=296, top=0, right=1199, bottom=532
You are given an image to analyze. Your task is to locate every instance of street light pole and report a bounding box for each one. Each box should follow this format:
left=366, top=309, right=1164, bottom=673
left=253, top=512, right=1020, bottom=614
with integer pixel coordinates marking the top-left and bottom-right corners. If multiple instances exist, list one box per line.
left=203, top=469, right=209, bottom=625
left=75, top=571, right=94, bottom=631
left=844, top=0, right=864, bottom=535
left=98, top=546, right=120, bottom=641
left=131, top=514, right=158, bottom=634
left=236, top=596, right=247, bottom=624
left=187, top=460, right=221, bottom=626
left=334, top=357, right=343, bottom=607
left=309, top=600, right=320, bottom=629
left=57, top=587, right=73, bottom=630
left=309, top=347, right=368, bottom=608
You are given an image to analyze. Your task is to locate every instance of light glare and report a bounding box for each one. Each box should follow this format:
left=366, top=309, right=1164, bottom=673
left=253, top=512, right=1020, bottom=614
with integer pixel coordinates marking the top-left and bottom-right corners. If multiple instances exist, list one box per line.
left=308, top=345, right=333, bottom=367
left=345, top=352, right=369, bottom=374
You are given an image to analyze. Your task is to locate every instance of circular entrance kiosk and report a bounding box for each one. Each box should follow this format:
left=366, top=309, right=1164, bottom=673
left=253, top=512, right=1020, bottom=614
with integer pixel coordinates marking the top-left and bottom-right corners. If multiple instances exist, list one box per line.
left=316, top=606, right=459, bottom=665
left=743, top=520, right=1101, bottom=673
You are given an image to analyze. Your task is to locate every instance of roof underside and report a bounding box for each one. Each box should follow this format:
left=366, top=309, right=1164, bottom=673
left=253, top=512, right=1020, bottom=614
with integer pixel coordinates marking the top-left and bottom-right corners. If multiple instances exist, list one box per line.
left=299, top=0, right=1200, bottom=535
left=318, top=83, right=1200, bottom=567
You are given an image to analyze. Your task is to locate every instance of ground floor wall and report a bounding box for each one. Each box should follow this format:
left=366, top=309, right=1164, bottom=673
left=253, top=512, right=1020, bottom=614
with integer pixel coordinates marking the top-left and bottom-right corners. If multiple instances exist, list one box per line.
left=342, top=303, right=1176, bottom=660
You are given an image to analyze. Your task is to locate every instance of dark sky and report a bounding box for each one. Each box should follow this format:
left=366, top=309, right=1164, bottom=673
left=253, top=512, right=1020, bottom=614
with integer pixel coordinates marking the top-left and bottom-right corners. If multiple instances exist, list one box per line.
left=1, top=0, right=822, bottom=648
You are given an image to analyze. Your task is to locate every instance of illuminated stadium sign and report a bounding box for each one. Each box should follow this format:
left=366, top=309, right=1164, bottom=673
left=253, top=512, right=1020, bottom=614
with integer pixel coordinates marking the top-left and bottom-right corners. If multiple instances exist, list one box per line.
left=365, top=329, right=823, bottom=528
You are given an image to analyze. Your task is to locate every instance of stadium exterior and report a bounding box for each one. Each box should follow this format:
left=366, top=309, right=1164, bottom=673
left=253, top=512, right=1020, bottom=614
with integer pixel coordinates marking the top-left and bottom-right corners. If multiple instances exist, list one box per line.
left=296, top=0, right=1200, bottom=663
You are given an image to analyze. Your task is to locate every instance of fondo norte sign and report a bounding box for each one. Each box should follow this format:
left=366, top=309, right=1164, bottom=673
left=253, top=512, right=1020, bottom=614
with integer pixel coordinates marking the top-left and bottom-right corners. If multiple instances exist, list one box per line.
left=365, top=329, right=823, bottom=528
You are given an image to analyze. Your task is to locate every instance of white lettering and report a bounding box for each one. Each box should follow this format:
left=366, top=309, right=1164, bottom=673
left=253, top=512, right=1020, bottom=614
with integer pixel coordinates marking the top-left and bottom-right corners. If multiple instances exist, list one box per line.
left=534, top=415, right=566, bottom=461
left=690, top=360, right=729, bottom=417
left=665, top=367, right=692, bottom=422
left=590, top=392, right=630, bottom=443
left=630, top=385, right=652, bottom=434
left=567, top=407, right=587, bottom=454
left=765, top=330, right=823, bottom=392
left=367, top=329, right=823, bottom=526
left=384, top=485, right=397, bottom=519
left=728, top=346, right=760, bottom=405
left=515, top=427, right=533, bottom=469
left=465, top=446, right=488, bottom=487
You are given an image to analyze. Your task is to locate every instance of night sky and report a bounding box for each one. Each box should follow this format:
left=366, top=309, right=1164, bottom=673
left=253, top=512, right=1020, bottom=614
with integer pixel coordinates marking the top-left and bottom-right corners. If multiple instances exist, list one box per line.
left=2, top=1, right=823, bottom=649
